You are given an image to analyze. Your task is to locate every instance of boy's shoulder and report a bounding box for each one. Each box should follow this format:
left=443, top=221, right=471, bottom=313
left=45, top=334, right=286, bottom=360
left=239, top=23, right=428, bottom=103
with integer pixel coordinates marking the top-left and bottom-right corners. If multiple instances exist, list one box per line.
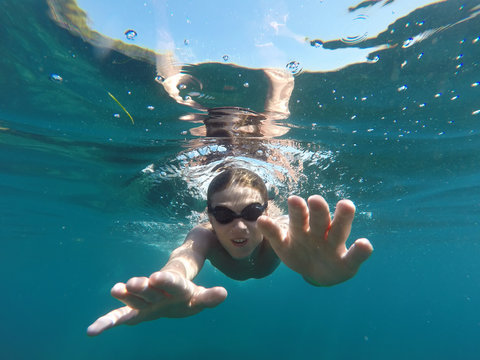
left=182, top=222, right=219, bottom=256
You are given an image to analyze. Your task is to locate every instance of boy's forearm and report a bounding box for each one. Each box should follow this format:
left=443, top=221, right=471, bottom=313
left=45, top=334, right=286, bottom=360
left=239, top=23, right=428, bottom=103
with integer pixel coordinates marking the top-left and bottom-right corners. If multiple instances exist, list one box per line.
left=161, top=253, right=202, bottom=281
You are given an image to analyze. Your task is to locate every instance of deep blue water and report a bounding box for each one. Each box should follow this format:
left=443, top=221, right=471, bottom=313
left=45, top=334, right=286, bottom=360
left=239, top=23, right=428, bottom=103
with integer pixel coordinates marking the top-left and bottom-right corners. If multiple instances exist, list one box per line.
left=1, top=1, right=480, bottom=359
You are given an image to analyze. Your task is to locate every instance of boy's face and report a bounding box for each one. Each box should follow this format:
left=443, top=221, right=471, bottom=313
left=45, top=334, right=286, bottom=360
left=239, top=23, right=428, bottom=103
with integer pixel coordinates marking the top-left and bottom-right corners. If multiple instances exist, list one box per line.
left=208, top=185, right=266, bottom=259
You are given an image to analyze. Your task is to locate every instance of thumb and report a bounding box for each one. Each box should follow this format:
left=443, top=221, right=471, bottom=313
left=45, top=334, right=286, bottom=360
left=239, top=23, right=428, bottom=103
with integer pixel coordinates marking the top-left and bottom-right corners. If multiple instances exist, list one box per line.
left=342, top=238, right=373, bottom=272
left=192, top=286, right=228, bottom=309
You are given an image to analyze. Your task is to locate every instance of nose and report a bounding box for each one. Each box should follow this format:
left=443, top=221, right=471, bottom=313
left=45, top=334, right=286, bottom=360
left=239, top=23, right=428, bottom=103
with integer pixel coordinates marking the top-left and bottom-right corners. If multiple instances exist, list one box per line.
left=231, top=218, right=248, bottom=231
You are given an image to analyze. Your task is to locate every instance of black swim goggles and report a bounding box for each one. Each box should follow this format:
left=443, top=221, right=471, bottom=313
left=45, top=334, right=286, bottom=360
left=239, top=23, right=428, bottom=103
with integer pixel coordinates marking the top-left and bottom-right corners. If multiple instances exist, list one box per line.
left=208, top=202, right=268, bottom=224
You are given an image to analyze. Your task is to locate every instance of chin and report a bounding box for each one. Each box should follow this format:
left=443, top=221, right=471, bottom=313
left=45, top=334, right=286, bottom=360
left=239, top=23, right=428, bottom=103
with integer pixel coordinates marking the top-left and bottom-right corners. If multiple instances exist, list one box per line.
left=229, top=249, right=254, bottom=260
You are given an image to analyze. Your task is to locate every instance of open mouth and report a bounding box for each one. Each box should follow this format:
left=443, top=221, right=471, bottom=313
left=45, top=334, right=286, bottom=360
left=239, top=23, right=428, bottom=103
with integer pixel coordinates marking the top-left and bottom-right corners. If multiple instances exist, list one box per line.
left=231, top=238, right=248, bottom=247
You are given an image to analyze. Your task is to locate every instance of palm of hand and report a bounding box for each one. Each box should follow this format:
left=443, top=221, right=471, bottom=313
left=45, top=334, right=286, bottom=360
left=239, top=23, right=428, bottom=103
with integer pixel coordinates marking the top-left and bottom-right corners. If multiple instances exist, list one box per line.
left=258, top=195, right=373, bottom=286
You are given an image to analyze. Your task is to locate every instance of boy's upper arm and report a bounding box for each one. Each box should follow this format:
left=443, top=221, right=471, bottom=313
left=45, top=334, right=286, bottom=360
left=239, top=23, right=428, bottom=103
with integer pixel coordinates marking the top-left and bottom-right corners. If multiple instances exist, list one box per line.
left=182, top=224, right=216, bottom=257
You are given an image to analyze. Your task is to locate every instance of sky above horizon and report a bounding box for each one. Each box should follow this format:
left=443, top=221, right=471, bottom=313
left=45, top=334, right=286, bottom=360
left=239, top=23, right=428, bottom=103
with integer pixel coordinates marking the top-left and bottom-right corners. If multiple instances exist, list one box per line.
left=76, top=0, right=445, bottom=72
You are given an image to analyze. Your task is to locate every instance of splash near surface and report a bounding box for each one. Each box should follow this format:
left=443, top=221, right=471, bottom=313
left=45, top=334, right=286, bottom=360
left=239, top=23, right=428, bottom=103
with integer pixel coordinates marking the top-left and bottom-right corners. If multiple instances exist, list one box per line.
left=107, top=91, right=134, bottom=125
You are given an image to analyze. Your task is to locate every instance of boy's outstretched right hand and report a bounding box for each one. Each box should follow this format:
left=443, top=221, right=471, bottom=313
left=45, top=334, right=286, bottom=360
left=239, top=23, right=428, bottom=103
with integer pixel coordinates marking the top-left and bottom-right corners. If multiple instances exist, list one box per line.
left=87, top=271, right=227, bottom=336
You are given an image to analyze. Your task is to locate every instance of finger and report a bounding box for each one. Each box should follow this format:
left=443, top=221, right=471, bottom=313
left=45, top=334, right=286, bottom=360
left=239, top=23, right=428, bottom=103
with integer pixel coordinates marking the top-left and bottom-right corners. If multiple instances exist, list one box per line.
left=327, top=200, right=356, bottom=246
left=287, top=196, right=309, bottom=239
left=149, top=271, right=191, bottom=297
left=307, top=195, right=331, bottom=239
left=257, top=215, right=288, bottom=254
left=342, top=238, right=373, bottom=272
left=126, top=277, right=167, bottom=303
left=191, top=286, right=228, bottom=309
left=86, top=306, right=138, bottom=337
left=111, top=282, right=150, bottom=309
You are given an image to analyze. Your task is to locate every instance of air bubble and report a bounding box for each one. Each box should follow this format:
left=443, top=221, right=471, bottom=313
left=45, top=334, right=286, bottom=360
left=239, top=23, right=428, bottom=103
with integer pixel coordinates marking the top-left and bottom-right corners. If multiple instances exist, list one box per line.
left=49, top=73, right=63, bottom=83
left=147, top=105, right=155, bottom=110
left=184, top=39, right=189, bottom=46
left=125, top=29, right=137, bottom=40
left=402, top=38, right=414, bottom=48
left=310, top=39, right=323, bottom=48
left=155, top=75, right=165, bottom=83
left=397, top=85, right=408, bottom=92
left=243, top=82, right=249, bottom=88
left=341, top=33, right=368, bottom=45
left=179, top=84, right=187, bottom=90
left=223, top=55, right=229, bottom=62
left=286, top=61, right=302, bottom=74
left=113, top=113, right=120, bottom=118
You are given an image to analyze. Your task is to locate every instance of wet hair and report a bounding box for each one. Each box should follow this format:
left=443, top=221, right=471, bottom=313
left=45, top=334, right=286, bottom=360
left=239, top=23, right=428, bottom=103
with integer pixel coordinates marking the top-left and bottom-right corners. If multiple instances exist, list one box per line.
left=207, top=168, right=268, bottom=206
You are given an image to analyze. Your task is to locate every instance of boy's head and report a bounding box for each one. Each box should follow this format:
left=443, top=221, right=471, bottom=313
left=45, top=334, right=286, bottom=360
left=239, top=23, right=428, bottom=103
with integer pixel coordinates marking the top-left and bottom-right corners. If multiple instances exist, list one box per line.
left=207, top=167, right=268, bottom=207
left=207, top=168, right=268, bottom=259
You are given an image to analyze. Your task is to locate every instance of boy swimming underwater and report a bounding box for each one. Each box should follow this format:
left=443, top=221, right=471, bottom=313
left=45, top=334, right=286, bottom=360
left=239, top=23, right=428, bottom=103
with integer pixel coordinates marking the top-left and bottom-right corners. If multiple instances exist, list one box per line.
left=87, top=167, right=373, bottom=336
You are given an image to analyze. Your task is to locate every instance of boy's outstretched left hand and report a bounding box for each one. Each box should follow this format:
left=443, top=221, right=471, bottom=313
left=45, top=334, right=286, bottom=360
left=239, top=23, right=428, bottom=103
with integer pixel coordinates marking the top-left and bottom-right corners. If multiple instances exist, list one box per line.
left=257, top=195, right=373, bottom=286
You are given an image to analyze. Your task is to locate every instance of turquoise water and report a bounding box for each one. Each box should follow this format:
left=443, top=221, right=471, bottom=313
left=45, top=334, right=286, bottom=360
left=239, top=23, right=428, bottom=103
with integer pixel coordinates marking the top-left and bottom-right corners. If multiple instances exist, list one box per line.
left=1, top=1, right=480, bottom=359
